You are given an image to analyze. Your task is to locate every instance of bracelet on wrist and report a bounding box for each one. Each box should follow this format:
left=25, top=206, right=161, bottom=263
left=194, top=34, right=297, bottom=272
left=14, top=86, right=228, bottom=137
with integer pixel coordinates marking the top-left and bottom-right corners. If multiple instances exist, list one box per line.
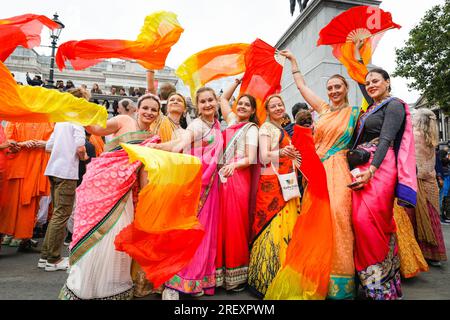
left=292, top=70, right=301, bottom=75
left=369, top=167, right=375, bottom=178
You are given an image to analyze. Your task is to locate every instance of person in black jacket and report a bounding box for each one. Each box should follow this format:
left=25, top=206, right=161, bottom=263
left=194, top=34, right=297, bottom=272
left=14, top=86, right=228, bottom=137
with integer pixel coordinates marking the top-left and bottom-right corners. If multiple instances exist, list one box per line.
left=26, top=72, right=43, bottom=86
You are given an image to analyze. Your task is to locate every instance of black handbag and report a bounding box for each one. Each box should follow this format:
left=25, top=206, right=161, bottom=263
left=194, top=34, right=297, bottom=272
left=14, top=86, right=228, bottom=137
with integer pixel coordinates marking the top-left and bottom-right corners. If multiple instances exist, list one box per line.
left=347, top=148, right=371, bottom=170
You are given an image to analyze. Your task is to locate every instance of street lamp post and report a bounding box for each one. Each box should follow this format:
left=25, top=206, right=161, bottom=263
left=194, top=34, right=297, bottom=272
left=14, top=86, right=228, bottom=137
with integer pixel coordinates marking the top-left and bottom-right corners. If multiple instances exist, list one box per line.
left=48, top=13, right=65, bottom=87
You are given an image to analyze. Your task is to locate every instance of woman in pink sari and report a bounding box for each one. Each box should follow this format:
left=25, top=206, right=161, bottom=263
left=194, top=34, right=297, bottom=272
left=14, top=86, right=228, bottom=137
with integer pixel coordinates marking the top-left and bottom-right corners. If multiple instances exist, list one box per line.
left=154, top=87, right=223, bottom=300
left=60, top=94, right=161, bottom=300
left=349, top=68, right=417, bottom=300
left=216, top=79, right=259, bottom=291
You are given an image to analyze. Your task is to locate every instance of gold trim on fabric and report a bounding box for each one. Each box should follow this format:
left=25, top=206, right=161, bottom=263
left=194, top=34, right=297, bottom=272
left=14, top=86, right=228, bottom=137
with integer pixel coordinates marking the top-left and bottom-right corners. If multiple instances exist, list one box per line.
left=69, top=192, right=131, bottom=265
left=105, top=131, right=152, bottom=152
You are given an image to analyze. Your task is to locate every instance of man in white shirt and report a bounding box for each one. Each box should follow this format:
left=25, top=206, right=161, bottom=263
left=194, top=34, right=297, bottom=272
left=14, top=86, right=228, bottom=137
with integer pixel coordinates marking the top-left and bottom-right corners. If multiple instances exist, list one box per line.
left=38, top=122, right=86, bottom=272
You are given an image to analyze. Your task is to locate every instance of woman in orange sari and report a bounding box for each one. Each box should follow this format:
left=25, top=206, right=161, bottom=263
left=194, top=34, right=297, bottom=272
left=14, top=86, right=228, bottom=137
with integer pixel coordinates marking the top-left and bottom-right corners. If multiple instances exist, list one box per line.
left=282, top=49, right=359, bottom=299
left=248, top=94, right=301, bottom=298
left=216, top=79, right=259, bottom=291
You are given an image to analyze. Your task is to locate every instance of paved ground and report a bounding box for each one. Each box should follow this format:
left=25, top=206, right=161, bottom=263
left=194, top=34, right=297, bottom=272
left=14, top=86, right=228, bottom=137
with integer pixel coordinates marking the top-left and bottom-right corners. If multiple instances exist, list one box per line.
left=1, top=224, right=449, bottom=300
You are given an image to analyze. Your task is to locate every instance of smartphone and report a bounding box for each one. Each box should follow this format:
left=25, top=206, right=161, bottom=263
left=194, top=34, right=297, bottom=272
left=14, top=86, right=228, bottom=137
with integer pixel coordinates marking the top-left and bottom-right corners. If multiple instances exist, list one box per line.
left=347, top=181, right=361, bottom=188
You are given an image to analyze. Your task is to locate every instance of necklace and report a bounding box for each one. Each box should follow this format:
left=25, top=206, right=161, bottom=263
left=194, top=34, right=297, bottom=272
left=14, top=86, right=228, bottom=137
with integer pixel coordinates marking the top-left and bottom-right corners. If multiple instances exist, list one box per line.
left=373, top=94, right=392, bottom=106
left=136, top=119, right=148, bottom=132
left=329, top=102, right=348, bottom=112
left=201, top=117, right=214, bottom=128
left=270, top=120, right=284, bottom=130
left=168, top=115, right=181, bottom=127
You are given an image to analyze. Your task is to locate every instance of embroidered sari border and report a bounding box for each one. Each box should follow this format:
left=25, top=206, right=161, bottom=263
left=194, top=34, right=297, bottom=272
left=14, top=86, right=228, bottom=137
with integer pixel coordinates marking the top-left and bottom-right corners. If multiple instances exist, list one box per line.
left=105, top=131, right=152, bottom=152
left=69, top=191, right=131, bottom=265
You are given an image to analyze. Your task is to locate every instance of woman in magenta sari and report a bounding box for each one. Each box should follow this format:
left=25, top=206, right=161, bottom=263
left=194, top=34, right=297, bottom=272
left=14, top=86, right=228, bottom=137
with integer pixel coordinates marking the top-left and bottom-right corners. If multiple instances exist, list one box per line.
left=216, top=79, right=259, bottom=292
left=154, top=87, right=223, bottom=300
left=349, top=68, right=417, bottom=300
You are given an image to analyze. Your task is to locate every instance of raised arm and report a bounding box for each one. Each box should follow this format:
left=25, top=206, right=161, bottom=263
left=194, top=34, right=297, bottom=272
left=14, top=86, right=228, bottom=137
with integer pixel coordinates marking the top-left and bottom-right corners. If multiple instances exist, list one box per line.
left=353, top=39, right=373, bottom=105
left=146, top=70, right=157, bottom=95
left=279, top=49, right=327, bottom=113
left=219, top=78, right=240, bottom=123
left=85, top=116, right=121, bottom=137
left=152, top=129, right=194, bottom=153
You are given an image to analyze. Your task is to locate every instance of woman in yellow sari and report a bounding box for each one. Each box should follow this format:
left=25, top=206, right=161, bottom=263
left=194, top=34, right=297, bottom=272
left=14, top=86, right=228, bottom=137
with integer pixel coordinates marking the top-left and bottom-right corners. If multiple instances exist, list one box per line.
left=281, top=49, right=359, bottom=299
left=248, top=94, right=301, bottom=298
left=393, top=201, right=429, bottom=278
left=149, top=92, right=187, bottom=143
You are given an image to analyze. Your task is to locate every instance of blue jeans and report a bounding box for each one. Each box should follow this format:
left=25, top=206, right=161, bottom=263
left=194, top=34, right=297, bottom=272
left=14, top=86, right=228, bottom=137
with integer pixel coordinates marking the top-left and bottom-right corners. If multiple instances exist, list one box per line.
left=439, top=175, right=450, bottom=219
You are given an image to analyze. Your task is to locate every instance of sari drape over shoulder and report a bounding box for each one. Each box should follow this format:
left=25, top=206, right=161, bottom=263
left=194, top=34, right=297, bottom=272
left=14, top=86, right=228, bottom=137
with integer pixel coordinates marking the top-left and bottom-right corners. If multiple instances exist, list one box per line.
left=216, top=121, right=257, bottom=290
left=150, top=114, right=182, bottom=143
left=62, top=131, right=157, bottom=300
left=313, top=105, right=359, bottom=299
left=352, top=98, right=416, bottom=300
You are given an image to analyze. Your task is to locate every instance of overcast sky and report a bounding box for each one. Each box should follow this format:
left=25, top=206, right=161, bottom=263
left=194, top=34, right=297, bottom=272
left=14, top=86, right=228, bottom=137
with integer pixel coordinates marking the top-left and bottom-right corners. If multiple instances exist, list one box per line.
left=4, top=0, right=445, bottom=103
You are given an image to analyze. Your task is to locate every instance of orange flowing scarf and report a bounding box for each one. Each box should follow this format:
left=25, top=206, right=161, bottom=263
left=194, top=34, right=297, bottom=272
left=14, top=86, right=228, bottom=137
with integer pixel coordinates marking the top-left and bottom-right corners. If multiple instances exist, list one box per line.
left=0, top=13, right=60, bottom=61
left=0, top=61, right=107, bottom=126
left=56, top=11, right=183, bottom=71
left=330, top=37, right=382, bottom=84
left=115, top=144, right=205, bottom=289
left=265, top=125, right=333, bottom=300
left=176, top=43, right=249, bottom=99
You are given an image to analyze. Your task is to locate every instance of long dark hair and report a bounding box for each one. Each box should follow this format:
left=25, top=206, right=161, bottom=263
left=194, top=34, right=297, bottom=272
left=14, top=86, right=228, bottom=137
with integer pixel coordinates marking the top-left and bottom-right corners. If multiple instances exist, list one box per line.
left=237, top=94, right=259, bottom=126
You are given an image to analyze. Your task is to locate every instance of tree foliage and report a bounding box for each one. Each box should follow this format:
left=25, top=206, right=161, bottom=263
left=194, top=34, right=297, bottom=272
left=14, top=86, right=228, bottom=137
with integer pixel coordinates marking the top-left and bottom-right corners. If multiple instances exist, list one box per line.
left=393, top=0, right=450, bottom=113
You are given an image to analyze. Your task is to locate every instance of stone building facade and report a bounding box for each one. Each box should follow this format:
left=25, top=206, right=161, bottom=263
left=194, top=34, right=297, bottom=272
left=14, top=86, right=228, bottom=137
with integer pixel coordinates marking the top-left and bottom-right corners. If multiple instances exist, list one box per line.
left=5, top=47, right=180, bottom=95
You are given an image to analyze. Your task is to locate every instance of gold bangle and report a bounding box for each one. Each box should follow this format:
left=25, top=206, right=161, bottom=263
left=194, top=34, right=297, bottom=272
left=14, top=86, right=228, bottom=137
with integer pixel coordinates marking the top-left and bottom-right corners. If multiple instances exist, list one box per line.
left=369, top=167, right=375, bottom=178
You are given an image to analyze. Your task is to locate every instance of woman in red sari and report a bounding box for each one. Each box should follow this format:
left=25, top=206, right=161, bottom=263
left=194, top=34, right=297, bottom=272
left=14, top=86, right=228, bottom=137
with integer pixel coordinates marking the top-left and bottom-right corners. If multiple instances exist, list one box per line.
left=216, top=79, right=259, bottom=291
